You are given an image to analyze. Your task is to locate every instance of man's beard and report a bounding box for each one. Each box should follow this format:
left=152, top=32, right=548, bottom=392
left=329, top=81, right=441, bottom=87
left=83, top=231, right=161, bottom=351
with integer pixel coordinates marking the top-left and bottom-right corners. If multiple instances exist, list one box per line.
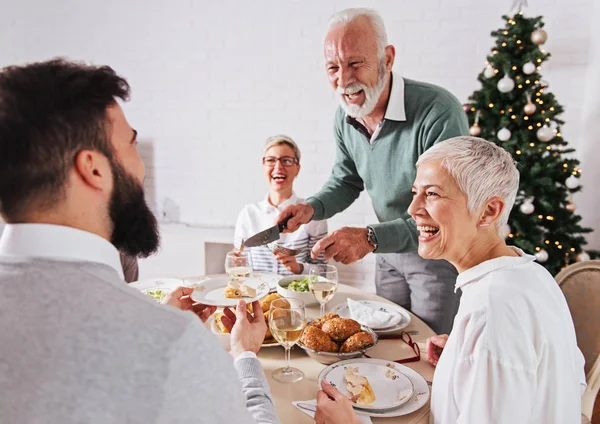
left=109, top=161, right=160, bottom=258
left=337, top=59, right=389, bottom=119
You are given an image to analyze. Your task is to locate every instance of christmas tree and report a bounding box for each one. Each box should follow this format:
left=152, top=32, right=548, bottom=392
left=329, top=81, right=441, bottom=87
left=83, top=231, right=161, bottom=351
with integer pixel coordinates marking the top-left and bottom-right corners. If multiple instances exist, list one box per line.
left=464, top=6, right=596, bottom=276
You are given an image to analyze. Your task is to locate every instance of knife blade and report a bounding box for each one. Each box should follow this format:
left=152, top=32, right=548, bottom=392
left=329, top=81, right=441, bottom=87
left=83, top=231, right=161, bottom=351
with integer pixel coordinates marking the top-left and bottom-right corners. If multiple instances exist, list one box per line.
left=243, top=218, right=290, bottom=248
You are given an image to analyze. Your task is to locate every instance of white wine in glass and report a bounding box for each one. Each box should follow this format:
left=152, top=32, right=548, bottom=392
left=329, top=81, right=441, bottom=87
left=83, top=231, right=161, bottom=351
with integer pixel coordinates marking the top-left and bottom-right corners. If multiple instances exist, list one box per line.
left=225, top=251, right=252, bottom=277
left=308, top=264, right=338, bottom=317
left=269, top=298, right=306, bottom=383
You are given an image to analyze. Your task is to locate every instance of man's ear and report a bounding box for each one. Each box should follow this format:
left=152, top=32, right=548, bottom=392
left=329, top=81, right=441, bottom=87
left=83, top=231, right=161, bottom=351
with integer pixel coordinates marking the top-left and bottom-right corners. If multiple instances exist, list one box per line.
left=385, top=45, right=395, bottom=72
left=73, top=150, right=112, bottom=192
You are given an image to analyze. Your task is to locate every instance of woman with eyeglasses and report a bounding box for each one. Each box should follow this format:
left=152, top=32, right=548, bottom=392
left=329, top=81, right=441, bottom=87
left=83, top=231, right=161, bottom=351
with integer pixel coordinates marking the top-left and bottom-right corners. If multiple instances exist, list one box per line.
left=313, top=137, right=585, bottom=424
left=234, top=135, right=327, bottom=275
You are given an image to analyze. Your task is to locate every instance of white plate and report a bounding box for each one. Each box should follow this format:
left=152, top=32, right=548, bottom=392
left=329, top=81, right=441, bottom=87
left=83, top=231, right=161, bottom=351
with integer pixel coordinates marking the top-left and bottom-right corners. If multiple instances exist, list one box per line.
left=251, top=272, right=281, bottom=290
left=317, top=358, right=429, bottom=418
left=207, top=314, right=282, bottom=348
left=331, top=300, right=411, bottom=333
left=319, top=361, right=414, bottom=410
left=130, top=278, right=187, bottom=292
left=190, top=276, right=269, bottom=307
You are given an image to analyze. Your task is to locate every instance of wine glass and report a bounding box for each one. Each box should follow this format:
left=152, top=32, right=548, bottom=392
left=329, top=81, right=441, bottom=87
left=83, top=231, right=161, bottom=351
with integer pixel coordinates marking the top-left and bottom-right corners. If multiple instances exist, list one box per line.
left=269, top=298, right=307, bottom=383
left=225, top=251, right=252, bottom=277
left=308, top=264, right=338, bottom=317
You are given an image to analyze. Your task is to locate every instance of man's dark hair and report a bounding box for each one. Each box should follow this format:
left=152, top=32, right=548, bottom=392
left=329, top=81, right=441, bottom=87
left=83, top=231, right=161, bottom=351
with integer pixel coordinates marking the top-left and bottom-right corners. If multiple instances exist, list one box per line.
left=0, top=58, right=130, bottom=220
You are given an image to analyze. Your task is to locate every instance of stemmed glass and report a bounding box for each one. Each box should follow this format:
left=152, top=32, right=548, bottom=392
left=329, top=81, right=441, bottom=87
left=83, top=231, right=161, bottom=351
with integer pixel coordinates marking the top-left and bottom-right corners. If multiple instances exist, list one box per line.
left=308, top=264, right=338, bottom=317
left=269, top=298, right=307, bottom=383
left=224, top=251, right=252, bottom=277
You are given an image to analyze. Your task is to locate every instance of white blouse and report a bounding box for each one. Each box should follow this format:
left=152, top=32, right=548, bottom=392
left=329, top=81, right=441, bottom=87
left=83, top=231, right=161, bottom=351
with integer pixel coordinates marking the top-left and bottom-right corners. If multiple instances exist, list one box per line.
left=430, top=247, right=586, bottom=424
left=234, top=193, right=328, bottom=275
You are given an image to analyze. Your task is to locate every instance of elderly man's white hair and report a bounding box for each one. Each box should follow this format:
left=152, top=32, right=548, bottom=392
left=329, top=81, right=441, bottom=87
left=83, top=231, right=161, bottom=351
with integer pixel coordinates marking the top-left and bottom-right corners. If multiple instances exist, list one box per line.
left=416, top=136, right=520, bottom=229
left=328, top=8, right=388, bottom=59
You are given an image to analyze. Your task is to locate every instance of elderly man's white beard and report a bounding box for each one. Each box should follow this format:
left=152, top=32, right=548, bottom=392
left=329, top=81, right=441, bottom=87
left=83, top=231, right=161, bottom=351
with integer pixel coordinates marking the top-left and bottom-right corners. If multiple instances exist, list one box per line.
left=337, top=70, right=389, bottom=119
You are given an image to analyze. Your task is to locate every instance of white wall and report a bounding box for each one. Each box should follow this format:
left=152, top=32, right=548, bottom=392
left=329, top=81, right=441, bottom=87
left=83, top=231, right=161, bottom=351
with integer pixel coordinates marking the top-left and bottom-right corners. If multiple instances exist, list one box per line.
left=1, top=0, right=597, bottom=284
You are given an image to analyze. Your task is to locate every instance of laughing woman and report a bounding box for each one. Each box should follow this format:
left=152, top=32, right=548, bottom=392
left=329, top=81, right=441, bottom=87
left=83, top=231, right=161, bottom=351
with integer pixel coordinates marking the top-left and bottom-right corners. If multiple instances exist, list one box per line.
left=234, top=135, right=327, bottom=275
left=313, top=136, right=585, bottom=424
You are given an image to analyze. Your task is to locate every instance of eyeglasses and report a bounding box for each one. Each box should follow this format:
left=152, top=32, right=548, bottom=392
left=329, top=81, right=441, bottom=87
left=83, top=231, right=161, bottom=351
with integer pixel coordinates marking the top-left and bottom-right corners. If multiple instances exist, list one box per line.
left=262, top=156, right=298, bottom=167
left=364, top=331, right=421, bottom=364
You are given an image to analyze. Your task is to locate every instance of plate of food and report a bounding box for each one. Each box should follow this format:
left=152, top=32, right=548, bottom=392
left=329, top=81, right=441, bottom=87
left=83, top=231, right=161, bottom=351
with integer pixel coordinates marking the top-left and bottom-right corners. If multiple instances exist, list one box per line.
left=190, top=276, right=269, bottom=307
left=209, top=293, right=286, bottom=348
left=297, top=314, right=377, bottom=364
left=319, top=361, right=413, bottom=410
left=317, top=358, right=429, bottom=417
left=330, top=300, right=411, bottom=334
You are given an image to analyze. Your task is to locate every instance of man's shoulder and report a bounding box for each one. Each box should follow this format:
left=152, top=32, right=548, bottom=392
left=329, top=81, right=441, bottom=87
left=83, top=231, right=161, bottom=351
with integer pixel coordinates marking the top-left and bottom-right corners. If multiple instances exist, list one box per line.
left=403, top=78, right=463, bottom=112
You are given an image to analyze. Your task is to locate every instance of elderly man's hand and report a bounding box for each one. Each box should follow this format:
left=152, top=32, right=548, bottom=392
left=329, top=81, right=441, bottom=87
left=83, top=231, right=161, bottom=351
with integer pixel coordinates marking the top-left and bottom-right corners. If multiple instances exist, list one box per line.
left=426, top=334, right=448, bottom=367
left=315, top=380, right=362, bottom=424
left=221, top=300, right=266, bottom=358
left=161, top=286, right=217, bottom=322
left=311, top=227, right=374, bottom=264
left=276, top=203, right=314, bottom=233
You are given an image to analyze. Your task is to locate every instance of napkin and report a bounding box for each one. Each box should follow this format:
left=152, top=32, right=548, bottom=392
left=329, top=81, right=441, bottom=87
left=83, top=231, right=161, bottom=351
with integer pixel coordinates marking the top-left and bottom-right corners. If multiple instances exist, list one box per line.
left=292, top=399, right=373, bottom=423
left=347, top=298, right=402, bottom=329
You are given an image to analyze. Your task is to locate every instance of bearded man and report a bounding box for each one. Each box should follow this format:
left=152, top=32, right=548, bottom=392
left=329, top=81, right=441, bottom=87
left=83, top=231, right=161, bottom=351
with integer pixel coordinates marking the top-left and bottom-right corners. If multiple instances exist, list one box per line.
left=277, top=8, right=469, bottom=334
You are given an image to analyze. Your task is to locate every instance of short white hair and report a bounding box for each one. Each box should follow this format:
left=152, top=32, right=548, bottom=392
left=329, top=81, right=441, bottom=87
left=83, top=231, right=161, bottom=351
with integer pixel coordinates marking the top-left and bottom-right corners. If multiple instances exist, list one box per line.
left=263, top=134, right=301, bottom=163
left=328, top=8, right=388, bottom=59
left=416, top=136, right=520, bottom=229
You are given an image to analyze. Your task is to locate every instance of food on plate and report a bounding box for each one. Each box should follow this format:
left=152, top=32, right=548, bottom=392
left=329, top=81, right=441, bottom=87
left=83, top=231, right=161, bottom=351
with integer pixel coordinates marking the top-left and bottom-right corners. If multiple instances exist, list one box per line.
left=300, top=326, right=339, bottom=352
left=321, top=318, right=362, bottom=342
left=300, top=315, right=373, bottom=354
left=344, top=367, right=376, bottom=405
left=340, top=331, right=375, bottom=353
left=308, top=313, right=339, bottom=329
left=143, top=289, right=168, bottom=302
left=213, top=312, right=230, bottom=334
left=213, top=312, right=277, bottom=344
left=286, top=277, right=309, bottom=292
left=260, top=293, right=288, bottom=312
left=223, top=278, right=257, bottom=299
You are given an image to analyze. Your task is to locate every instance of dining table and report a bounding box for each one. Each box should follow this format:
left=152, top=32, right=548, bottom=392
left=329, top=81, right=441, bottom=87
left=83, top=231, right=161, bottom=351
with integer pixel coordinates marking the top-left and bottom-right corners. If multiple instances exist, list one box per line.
left=133, top=274, right=437, bottom=423
left=257, top=282, right=436, bottom=424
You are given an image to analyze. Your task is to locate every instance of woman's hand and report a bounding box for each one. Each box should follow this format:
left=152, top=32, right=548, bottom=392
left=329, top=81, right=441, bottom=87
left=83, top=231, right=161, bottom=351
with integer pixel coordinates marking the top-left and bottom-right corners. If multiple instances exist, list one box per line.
left=274, top=252, right=303, bottom=274
left=426, top=334, right=448, bottom=367
left=315, top=380, right=362, bottom=424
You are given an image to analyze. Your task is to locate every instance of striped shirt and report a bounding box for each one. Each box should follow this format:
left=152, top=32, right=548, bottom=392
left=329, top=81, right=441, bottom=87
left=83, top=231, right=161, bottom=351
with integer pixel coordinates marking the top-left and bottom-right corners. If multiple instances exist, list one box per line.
left=234, top=193, right=328, bottom=275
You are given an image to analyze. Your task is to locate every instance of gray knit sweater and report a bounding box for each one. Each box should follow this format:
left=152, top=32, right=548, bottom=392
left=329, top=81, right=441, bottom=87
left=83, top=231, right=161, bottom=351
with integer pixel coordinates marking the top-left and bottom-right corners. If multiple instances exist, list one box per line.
left=0, top=257, right=279, bottom=424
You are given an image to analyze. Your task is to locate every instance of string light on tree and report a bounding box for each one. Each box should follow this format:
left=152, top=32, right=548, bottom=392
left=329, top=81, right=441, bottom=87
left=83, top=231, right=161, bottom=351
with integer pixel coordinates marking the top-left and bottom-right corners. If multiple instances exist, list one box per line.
left=565, top=200, right=576, bottom=212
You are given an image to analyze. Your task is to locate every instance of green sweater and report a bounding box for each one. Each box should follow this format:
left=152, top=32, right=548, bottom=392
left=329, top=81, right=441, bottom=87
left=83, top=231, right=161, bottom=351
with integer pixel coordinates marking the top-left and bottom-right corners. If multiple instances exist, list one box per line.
left=306, top=78, right=469, bottom=253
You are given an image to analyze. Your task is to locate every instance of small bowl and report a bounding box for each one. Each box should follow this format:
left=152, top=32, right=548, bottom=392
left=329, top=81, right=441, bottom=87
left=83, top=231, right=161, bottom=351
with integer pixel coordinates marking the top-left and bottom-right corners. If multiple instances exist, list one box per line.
left=297, top=325, right=379, bottom=365
left=276, top=275, right=319, bottom=306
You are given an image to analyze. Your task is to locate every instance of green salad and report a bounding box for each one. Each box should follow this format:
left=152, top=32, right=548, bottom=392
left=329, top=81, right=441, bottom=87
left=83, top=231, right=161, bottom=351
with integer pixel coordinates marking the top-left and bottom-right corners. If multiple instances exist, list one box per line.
left=144, top=289, right=168, bottom=302
left=286, top=277, right=310, bottom=292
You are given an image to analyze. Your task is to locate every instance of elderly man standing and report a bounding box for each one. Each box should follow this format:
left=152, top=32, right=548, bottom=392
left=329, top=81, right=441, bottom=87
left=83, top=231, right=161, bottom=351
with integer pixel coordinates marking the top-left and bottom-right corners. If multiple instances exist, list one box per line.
left=278, top=8, right=468, bottom=334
